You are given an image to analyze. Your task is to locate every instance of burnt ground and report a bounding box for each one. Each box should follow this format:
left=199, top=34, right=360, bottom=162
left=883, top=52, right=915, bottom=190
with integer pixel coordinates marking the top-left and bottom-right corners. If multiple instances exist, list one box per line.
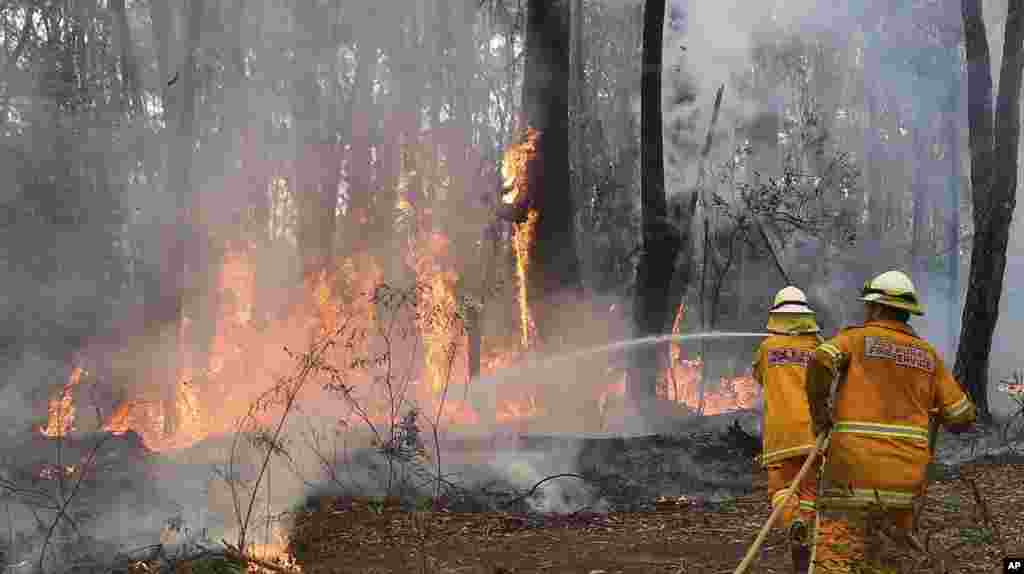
left=287, top=462, right=1023, bottom=574
left=285, top=424, right=1024, bottom=574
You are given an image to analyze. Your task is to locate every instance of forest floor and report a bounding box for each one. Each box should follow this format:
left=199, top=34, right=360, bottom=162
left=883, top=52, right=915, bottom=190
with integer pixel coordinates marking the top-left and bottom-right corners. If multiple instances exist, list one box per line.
left=287, top=458, right=1024, bottom=574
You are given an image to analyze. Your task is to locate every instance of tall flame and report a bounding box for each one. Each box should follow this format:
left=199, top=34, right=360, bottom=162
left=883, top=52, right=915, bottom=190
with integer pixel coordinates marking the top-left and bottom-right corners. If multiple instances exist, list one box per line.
left=501, top=128, right=541, bottom=350
left=40, top=366, right=84, bottom=437
left=409, top=231, right=462, bottom=394
left=511, top=210, right=539, bottom=350
left=101, top=242, right=254, bottom=451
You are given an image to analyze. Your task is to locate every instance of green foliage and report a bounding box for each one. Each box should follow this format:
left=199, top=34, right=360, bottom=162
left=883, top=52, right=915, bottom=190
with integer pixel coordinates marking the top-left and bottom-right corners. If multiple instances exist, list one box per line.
left=957, top=526, right=994, bottom=545
left=368, top=497, right=386, bottom=515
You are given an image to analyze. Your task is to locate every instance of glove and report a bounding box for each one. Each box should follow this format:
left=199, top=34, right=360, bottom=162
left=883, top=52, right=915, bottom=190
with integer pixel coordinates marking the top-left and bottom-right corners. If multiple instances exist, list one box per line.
left=946, top=421, right=975, bottom=435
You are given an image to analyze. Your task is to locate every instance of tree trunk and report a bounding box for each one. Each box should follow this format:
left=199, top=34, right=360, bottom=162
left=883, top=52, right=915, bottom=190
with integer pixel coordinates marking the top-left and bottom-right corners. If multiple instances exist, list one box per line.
left=521, top=0, right=581, bottom=347
left=291, top=4, right=340, bottom=285
left=160, top=0, right=204, bottom=436
left=864, top=78, right=887, bottom=239
left=110, top=0, right=143, bottom=117
left=629, top=0, right=681, bottom=409
left=347, top=11, right=377, bottom=254
left=954, top=0, right=1024, bottom=422
left=944, top=69, right=962, bottom=360
left=572, top=0, right=586, bottom=213
left=910, top=128, right=930, bottom=287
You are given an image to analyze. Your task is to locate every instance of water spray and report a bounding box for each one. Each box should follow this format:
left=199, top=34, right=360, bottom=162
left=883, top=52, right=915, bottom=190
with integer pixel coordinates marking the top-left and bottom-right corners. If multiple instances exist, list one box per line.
left=479, top=331, right=771, bottom=378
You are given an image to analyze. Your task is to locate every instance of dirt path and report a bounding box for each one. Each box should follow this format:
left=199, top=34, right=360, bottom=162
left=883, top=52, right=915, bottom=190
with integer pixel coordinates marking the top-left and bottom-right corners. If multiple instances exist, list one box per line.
left=288, top=463, right=1023, bottom=574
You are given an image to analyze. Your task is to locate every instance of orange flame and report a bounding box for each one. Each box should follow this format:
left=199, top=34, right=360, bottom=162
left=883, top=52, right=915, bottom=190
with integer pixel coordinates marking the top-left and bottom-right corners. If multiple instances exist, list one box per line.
left=500, top=128, right=539, bottom=208
left=248, top=524, right=302, bottom=572
left=663, top=302, right=758, bottom=415
left=409, top=231, right=463, bottom=394
left=101, top=243, right=255, bottom=451
left=103, top=378, right=204, bottom=451
left=40, top=366, right=84, bottom=437
left=511, top=210, right=539, bottom=350
left=496, top=392, right=543, bottom=424
left=501, top=129, right=541, bottom=351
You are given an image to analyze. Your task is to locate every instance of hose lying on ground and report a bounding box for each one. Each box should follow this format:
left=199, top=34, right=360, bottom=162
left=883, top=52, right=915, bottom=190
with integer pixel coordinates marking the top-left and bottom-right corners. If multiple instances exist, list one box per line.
left=731, top=432, right=829, bottom=574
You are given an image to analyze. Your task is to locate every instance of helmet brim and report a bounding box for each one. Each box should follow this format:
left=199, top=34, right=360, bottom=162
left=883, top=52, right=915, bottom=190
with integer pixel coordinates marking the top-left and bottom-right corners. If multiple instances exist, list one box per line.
left=860, top=294, right=924, bottom=316
left=770, top=303, right=815, bottom=314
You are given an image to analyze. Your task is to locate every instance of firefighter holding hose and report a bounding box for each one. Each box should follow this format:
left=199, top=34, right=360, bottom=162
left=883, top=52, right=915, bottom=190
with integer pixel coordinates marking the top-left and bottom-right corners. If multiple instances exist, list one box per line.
left=752, top=286, right=822, bottom=573
left=805, top=270, right=976, bottom=573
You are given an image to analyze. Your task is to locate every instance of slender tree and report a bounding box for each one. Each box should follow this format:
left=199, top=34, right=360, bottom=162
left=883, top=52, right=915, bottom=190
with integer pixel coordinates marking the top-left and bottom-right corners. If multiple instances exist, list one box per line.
left=630, top=0, right=680, bottom=407
left=955, top=0, right=1024, bottom=421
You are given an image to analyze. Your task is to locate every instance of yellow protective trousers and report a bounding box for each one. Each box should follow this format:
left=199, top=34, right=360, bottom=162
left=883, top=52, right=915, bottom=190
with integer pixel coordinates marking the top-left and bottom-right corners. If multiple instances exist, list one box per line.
left=812, top=507, right=915, bottom=574
left=767, top=455, right=817, bottom=544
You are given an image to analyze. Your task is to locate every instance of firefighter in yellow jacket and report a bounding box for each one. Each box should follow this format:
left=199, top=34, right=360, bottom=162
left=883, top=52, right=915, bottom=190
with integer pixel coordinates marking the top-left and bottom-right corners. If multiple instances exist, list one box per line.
left=753, top=286, right=821, bottom=573
left=805, top=270, right=976, bottom=573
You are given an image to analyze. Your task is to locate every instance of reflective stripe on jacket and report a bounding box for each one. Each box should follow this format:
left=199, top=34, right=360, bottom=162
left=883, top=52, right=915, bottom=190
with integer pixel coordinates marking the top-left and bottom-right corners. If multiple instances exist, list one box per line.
left=753, top=332, right=819, bottom=465
left=807, top=319, right=977, bottom=507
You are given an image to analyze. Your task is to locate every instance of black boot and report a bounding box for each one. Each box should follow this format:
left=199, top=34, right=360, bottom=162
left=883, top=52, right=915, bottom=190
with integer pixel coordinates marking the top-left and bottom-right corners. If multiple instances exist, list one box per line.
left=791, top=545, right=811, bottom=574
left=788, top=520, right=812, bottom=573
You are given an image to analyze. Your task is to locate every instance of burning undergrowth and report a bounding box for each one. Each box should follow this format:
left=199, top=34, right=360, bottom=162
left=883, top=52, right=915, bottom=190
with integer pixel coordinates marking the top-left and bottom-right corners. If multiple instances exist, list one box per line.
left=4, top=136, right=769, bottom=572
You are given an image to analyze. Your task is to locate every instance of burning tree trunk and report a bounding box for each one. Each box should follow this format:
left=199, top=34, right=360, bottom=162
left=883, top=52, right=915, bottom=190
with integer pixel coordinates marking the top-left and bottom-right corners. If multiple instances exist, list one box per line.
left=630, top=0, right=681, bottom=407
left=954, top=0, right=1024, bottom=422
left=512, top=0, right=581, bottom=348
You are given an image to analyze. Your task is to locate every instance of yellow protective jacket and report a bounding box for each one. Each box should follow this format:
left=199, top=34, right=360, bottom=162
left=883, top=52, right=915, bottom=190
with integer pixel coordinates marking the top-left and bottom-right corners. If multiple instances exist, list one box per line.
left=807, top=319, right=976, bottom=510
left=753, top=332, right=819, bottom=466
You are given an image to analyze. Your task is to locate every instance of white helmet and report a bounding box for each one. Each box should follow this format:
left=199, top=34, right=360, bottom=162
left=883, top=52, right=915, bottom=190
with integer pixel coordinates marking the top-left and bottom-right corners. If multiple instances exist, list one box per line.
left=770, top=286, right=815, bottom=314
left=860, top=270, right=924, bottom=316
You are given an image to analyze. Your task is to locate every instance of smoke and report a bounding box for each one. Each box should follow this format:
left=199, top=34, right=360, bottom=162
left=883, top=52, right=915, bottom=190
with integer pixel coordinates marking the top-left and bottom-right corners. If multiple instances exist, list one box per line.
left=489, top=444, right=608, bottom=514
left=663, top=0, right=854, bottom=191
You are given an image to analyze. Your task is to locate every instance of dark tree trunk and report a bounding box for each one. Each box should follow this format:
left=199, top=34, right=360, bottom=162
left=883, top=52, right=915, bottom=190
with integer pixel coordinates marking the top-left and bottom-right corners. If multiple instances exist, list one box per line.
left=522, top=0, right=581, bottom=347
left=954, top=0, right=1024, bottom=422
left=629, top=0, right=680, bottom=408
